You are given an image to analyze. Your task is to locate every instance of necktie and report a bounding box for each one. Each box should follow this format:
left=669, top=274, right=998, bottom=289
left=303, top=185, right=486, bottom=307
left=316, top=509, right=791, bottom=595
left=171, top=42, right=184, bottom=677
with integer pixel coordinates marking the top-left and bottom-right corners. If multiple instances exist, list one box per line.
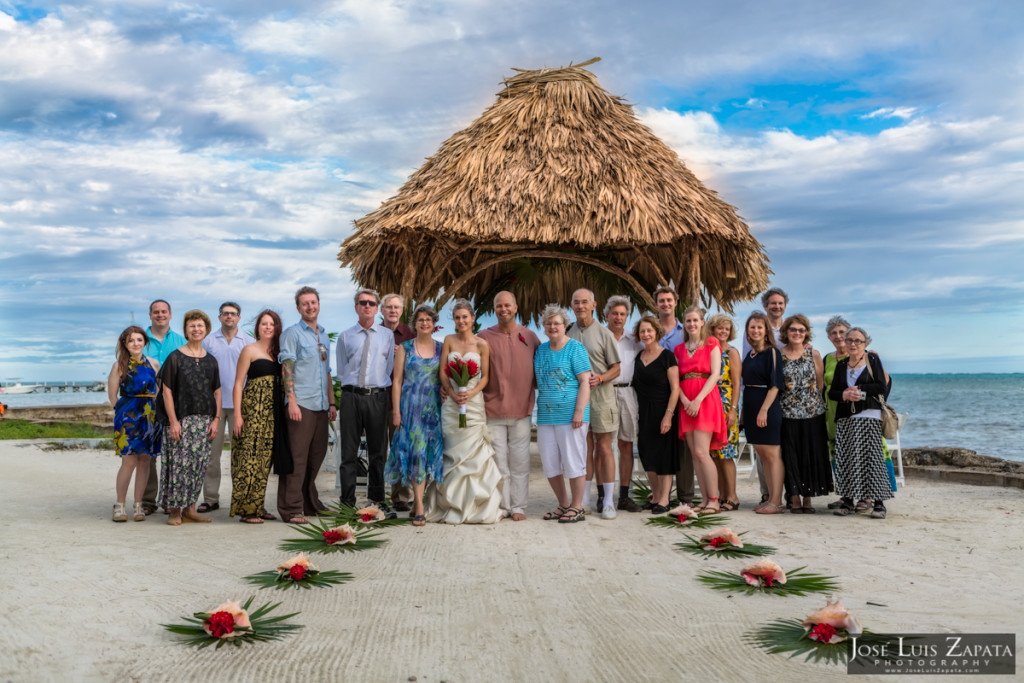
left=358, top=329, right=372, bottom=386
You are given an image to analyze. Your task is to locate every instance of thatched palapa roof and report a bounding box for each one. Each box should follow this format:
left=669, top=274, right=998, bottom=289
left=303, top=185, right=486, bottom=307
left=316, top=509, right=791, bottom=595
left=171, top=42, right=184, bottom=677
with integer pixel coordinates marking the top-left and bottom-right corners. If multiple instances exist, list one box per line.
left=339, top=57, right=770, bottom=321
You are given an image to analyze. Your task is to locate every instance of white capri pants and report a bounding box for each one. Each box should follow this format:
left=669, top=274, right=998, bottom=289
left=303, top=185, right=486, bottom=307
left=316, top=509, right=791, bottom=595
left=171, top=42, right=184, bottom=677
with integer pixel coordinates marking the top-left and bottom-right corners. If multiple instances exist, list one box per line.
left=537, top=423, right=588, bottom=479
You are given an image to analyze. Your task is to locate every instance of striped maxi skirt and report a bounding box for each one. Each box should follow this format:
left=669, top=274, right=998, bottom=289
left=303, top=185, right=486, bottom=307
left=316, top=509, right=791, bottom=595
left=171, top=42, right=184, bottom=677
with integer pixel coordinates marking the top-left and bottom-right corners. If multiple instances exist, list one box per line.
left=834, top=417, right=893, bottom=502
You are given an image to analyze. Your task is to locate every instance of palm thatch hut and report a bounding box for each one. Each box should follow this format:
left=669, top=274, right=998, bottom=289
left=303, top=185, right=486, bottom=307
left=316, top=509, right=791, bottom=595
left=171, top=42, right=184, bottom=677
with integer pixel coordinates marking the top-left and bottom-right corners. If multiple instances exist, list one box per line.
left=339, top=57, right=770, bottom=321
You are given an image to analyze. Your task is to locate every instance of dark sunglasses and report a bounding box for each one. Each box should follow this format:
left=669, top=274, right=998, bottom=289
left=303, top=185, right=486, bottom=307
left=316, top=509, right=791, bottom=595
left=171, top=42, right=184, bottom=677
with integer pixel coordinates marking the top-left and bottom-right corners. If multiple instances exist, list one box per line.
left=357, top=300, right=378, bottom=307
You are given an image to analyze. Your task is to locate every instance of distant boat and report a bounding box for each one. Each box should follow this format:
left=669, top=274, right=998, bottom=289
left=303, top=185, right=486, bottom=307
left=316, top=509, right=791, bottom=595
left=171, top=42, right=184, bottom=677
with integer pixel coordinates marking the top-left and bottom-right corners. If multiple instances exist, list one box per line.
left=0, top=382, right=40, bottom=394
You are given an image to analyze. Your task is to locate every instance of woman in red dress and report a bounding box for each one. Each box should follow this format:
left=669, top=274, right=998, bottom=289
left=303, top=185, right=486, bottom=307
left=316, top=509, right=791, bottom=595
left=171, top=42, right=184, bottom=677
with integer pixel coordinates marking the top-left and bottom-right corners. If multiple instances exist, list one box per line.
left=674, top=306, right=728, bottom=513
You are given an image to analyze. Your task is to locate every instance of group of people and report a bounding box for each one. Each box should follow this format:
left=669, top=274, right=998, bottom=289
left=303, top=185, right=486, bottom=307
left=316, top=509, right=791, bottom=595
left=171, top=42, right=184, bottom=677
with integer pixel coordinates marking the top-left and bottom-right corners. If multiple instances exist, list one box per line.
left=106, top=283, right=895, bottom=526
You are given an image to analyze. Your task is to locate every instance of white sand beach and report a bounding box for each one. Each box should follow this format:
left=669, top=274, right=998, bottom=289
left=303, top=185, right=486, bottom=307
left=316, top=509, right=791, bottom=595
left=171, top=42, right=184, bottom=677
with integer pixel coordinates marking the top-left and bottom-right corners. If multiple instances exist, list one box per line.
left=1, top=440, right=1022, bottom=682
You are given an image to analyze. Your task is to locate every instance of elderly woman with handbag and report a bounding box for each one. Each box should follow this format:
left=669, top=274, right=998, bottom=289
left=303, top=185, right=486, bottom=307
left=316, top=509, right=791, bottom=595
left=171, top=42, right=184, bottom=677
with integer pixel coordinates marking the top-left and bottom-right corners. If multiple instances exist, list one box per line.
left=827, top=327, right=893, bottom=519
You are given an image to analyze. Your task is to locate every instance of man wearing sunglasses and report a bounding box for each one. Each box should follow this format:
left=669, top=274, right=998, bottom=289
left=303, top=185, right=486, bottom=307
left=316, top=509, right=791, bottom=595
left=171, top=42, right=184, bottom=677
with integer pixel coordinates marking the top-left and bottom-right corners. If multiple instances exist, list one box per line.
left=278, top=286, right=337, bottom=524
left=336, top=288, right=396, bottom=516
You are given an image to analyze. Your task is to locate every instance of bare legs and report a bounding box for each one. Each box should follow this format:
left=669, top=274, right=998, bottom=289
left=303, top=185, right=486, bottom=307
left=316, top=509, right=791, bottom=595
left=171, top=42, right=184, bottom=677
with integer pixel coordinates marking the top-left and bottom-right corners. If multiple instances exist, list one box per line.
left=115, top=453, right=151, bottom=506
left=753, top=444, right=784, bottom=510
left=617, top=438, right=634, bottom=494
left=713, top=457, right=738, bottom=505
left=547, top=474, right=585, bottom=511
left=685, top=430, right=720, bottom=511
left=412, top=481, right=426, bottom=526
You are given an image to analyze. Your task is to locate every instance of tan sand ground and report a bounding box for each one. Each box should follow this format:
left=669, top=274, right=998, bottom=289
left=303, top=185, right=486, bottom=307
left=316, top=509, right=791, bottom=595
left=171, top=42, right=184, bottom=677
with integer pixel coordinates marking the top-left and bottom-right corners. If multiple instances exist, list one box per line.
left=0, top=440, right=1022, bottom=682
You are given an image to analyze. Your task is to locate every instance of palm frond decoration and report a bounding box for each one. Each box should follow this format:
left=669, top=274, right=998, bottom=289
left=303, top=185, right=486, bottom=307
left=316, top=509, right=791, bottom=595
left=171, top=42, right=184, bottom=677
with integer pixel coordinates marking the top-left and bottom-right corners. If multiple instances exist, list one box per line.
left=745, top=619, right=881, bottom=665
left=646, top=513, right=729, bottom=530
left=629, top=478, right=681, bottom=507
left=674, top=532, right=776, bottom=558
left=243, top=568, right=353, bottom=591
left=321, top=502, right=410, bottom=528
left=162, top=595, right=302, bottom=649
left=697, top=565, right=840, bottom=596
left=277, top=517, right=388, bottom=555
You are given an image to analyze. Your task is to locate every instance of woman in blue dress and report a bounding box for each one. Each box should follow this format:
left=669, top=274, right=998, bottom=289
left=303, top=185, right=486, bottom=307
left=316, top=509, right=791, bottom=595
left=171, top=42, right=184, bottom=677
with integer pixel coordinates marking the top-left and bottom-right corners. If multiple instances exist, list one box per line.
left=387, top=305, right=444, bottom=526
left=106, top=326, right=162, bottom=522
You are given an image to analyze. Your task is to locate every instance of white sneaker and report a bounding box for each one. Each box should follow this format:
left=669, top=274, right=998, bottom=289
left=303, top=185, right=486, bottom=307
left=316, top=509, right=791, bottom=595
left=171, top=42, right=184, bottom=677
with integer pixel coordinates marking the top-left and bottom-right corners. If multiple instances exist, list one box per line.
left=601, top=504, right=617, bottom=520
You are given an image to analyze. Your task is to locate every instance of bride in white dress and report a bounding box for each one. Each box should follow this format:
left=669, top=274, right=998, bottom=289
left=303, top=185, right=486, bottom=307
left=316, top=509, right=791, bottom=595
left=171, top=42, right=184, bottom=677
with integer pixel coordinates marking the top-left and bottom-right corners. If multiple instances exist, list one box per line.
left=425, top=299, right=503, bottom=524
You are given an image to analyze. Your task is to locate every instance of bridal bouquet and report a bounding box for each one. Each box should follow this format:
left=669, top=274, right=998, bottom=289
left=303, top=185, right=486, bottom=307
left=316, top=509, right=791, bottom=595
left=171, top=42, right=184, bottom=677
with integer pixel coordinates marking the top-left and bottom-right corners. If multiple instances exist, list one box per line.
left=445, top=357, right=479, bottom=428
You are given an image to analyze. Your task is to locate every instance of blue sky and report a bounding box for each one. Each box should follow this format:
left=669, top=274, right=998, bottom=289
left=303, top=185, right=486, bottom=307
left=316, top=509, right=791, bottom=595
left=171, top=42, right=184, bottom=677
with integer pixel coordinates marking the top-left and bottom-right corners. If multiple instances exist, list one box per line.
left=2, top=0, right=1023, bottom=382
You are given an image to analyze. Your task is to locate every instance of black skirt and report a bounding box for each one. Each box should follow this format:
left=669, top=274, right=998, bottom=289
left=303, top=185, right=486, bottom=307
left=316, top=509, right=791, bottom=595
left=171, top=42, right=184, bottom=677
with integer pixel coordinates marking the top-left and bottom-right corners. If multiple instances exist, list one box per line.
left=781, top=413, right=833, bottom=498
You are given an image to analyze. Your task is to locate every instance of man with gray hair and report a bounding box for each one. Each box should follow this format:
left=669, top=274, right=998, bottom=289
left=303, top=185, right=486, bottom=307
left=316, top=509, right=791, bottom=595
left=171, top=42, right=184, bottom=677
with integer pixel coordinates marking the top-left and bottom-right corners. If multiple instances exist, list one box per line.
left=479, top=291, right=540, bottom=520
left=380, top=293, right=415, bottom=512
left=568, top=288, right=621, bottom=519
left=336, top=288, right=395, bottom=514
left=604, top=295, right=641, bottom=512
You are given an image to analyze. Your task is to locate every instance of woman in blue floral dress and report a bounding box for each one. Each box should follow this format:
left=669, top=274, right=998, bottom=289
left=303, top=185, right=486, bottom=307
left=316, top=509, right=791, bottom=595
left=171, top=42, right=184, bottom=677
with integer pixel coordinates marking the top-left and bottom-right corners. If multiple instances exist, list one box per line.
left=386, top=305, right=444, bottom=526
left=107, top=326, right=162, bottom=522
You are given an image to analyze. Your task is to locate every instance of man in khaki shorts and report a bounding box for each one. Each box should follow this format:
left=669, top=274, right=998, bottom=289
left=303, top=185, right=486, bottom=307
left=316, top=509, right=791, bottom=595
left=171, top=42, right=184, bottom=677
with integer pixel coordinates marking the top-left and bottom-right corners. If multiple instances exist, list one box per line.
left=567, top=288, right=621, bottom=519
left=604, top=295, right=641, bottom=512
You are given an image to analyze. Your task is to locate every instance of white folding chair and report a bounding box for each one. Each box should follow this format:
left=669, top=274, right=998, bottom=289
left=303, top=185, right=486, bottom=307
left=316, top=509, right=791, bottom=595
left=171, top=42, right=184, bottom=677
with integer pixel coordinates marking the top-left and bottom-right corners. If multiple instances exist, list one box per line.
left=886, top=413, right=908, bottom=488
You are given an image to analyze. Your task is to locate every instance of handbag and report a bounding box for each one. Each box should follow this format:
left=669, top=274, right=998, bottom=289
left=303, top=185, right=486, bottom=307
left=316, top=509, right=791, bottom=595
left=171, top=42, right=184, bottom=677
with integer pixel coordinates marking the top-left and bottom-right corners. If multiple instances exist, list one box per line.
left=878, top=396, right=899, bottom=440
left=863, top=355, right=899, bottom=439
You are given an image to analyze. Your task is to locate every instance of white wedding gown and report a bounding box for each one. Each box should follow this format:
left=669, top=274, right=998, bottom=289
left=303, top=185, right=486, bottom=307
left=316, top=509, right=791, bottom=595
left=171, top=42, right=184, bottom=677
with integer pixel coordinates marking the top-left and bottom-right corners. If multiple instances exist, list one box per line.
left=425, top=352, right=503, bottom=524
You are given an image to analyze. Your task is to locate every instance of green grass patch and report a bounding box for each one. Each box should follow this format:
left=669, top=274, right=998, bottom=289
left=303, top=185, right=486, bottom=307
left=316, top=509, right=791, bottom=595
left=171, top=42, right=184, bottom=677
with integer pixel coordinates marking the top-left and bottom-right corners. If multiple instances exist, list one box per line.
left=0, top=419, right=112, bottom=440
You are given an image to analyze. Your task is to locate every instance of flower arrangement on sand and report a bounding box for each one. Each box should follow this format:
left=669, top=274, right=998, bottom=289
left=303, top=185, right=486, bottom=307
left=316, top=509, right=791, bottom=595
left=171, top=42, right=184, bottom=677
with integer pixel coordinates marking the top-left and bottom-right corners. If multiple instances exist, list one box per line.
left=697, top=559, right=839, bottom=596
left=243, top=553, right=353, bottom=591
left=745, top=600, right=869, bottom=664
left=645, top=504, right=728, bottom=530
left=675, top=527, right=776, bottom=558
left=322, top=502, right=409, bottom=527
left=162, top=596, right=301, bottom=648
left=278, top=518, right=387, bottom=555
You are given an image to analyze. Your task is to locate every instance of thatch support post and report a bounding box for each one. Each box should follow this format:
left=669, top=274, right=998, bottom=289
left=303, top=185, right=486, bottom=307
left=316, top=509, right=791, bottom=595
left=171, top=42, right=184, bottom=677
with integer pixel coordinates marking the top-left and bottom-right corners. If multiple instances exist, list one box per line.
left=435, top=249, right=657, bottom=311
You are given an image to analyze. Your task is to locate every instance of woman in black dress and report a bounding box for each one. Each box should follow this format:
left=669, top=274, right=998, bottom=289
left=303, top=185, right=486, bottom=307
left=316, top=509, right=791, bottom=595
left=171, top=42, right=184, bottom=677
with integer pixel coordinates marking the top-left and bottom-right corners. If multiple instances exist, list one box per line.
left=741, top=312, right=785, bottom=514
left=631, top=316, right=680, bottom=514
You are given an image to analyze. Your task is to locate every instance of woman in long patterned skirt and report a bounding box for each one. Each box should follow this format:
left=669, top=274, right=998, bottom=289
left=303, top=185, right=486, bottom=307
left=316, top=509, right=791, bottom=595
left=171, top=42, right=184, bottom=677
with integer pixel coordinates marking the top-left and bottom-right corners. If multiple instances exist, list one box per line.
left=231, top=310, right=290, bottom=523
left=828, top=327, right=893, bottom=519
left=159, top=310, right=221, bottom=526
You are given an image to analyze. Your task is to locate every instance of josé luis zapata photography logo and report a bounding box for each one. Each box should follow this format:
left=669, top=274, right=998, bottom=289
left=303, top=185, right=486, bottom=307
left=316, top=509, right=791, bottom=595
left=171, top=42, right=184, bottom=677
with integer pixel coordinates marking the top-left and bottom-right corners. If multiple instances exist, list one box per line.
left=847, top=633, right=1015, bottom=675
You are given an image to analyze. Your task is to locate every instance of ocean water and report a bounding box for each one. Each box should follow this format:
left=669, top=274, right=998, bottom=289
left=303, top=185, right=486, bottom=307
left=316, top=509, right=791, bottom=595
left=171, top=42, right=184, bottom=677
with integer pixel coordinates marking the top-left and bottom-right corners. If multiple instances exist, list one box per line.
left=5, top=374, right=1023, bottom=462
left=887, top=374, right=1024, bottom=462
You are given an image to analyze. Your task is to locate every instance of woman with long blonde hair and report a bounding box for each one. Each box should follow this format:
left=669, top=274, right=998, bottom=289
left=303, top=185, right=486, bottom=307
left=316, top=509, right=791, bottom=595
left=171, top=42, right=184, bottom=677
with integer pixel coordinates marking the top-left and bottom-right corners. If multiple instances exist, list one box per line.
left=674, top=306, right=727, bottom=514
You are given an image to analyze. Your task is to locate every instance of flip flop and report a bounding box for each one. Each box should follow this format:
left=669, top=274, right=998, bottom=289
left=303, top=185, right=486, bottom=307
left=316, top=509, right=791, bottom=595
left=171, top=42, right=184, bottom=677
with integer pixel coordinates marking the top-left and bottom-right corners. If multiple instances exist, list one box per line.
left=196, top=502, right=219, bottom=513
left=240, top=516, right=264, bottom=524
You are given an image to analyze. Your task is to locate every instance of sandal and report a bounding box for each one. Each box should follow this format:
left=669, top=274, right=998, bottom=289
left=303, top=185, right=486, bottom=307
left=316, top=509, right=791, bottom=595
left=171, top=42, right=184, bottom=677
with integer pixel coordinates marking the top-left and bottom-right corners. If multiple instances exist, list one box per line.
left=543, top=505, right=569, bottom=521
left=132, top=502, right=146, bottom=522
left=870, top=504, right=887, bottom=519
left=240, top=515, right=264, bottom=524
left=412, top=514, right=426, bottom=527
left=854, top=499, right=870, bottom=513
left=260, top=512, right=277, bottom=521
left=558, top=506, right=586, bottom=524
left=286, top=516, right=309, bottom=525
left=720, top=500, right=739, bottom=512
left=112, top=503, right=127, bottom=523
left=754, top=503, right=787, bottom=515
left=802, top=506, right=817, bottom=514
left=698, top=498, right=721, bottom=514
left=196, top=502, right=219, bottom=513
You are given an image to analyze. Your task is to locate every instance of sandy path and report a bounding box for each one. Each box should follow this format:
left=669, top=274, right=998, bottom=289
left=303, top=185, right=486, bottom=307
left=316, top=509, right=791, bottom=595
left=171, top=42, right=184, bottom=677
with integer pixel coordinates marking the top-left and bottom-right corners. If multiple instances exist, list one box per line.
left=0, top=441, right=1021, bottom=682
